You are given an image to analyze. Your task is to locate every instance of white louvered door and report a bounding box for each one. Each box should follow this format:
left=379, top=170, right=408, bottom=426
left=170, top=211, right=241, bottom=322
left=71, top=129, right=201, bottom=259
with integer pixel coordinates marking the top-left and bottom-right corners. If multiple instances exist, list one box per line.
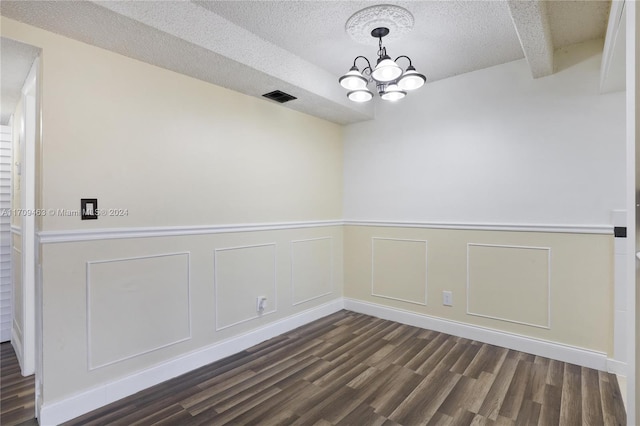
left=0, top=125, right=12, bottom=342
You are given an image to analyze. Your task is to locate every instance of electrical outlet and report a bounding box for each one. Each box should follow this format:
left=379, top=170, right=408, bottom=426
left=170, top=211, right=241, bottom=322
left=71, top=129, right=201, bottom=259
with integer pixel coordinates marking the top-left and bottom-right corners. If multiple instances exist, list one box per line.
left=256, top=296, right=267, bottom=313
left=442, top=291, right=453, bottom=306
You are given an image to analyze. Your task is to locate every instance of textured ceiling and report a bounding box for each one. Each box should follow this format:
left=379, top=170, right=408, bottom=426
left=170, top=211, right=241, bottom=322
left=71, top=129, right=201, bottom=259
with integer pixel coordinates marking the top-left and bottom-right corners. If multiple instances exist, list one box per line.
left=0, top=1, right=612, bottom=125
left=201, top=1, right=525, bottom=83
left=1, top=37, right=40, bottom=125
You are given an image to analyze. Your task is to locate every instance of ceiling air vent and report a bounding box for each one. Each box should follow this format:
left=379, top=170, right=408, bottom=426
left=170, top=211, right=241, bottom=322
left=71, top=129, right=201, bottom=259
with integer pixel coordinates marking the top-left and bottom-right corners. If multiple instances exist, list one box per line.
left=262, top=90, right=297, bottom=103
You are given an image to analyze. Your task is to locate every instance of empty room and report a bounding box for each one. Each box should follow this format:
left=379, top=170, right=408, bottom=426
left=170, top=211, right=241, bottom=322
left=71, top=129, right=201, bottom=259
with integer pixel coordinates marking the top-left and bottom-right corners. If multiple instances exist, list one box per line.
left=0, top=1, right=638, bottom=425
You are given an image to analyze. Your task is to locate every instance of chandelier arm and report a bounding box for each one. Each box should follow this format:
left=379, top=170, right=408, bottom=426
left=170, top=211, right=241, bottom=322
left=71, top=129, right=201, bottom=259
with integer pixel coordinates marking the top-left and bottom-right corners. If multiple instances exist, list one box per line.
left=353, top=55, right=374, bottom=80
left=394, top=55, right=413, bottom=68
left=353, top=55, right=373, bottom=70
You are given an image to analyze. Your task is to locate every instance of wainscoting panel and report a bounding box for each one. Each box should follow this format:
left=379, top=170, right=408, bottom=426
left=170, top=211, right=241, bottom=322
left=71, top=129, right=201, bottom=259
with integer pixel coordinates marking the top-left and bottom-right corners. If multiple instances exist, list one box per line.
left=40, top=225, right=344, bottom=415
left=87, top=253, right=191, bottom=370
left=214, top=243, right=277, bottom=330
left=345, top=225, right=611, bottom=354
left=371, top=237, right=427, bottom=305
left=291, top=237, right=333, bottom=305
left=467, top=243, right=550, bottom=329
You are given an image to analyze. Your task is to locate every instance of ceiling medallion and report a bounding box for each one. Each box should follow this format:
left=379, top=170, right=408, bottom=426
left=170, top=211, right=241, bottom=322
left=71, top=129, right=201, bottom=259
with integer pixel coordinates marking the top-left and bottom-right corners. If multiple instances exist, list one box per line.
left=345, top=4, right=414, bottom=45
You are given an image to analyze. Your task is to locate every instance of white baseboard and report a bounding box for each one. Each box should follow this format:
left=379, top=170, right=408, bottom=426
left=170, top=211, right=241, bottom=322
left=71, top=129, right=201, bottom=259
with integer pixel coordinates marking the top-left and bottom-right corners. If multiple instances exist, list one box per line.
left=38, top=299, right=344, bottom=426
left=607, top=358, right=627, bottom=376
left=344, top=298, right=609, bottom=371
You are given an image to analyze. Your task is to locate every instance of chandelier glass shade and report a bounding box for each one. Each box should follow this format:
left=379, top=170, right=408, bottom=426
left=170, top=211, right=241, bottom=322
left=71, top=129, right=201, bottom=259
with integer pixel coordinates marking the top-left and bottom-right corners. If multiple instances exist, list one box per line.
left=347, top=89, right=374, bottom=103
left=339, top=27, right=425, bottom=102
left=371, top=56, right=402, bottom=82
left=339, top=66, right=368, bottom=90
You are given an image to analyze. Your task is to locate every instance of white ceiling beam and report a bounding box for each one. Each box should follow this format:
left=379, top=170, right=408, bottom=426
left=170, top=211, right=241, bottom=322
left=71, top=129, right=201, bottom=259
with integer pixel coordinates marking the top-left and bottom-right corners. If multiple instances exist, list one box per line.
left=507, top=0, right=554, bottom=78
left=91, top=1, right=373, bottom=124
left=600, top=0, right=626, bottom=93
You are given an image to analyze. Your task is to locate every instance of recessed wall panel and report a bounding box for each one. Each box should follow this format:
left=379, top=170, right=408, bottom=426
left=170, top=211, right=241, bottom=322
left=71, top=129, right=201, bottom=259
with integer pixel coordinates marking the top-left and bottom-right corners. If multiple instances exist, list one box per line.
left=291, top=237, right=333, bottom=305
left=371, top=238, right=427, bottom=305
left=467, top=244, right=550, bottom=328
left=87, top=253, right=191, bottom=369
left=215, top=243, right=276, bottom=330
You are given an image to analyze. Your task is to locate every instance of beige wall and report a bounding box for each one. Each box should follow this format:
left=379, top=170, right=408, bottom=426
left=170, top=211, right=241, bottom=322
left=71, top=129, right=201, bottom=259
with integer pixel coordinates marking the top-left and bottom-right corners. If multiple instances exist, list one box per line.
left=1, top=18, right=343, bottom=230
left=1, top=18, right=344, bottom=405
left=345, top=225, right=613, bottom=354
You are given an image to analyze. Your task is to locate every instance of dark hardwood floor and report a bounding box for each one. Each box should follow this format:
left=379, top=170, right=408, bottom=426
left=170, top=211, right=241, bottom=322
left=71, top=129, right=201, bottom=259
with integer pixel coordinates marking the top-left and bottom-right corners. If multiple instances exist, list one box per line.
left=1, top=311, right=628, bottom=425
left=1, top=342, right=37, bottom=426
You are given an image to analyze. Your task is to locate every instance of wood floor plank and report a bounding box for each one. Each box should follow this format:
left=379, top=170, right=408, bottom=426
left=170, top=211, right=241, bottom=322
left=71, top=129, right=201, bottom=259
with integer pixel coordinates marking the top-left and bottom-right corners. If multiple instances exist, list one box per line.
left=346, top=365, right=379, bottom=388
left=347, top=362, right=404, bottom=398
left=193, top=384, right=282, bottom=425
left=404, top=332, right=448, bottom=371
left=64, top=400, right=137, bottom=426
left=222, top=379, right=310, bottom=425
left=414, top=338, right=462, bottom=375
left=559, top=363, right=583, bottom=426
left=184, top=356, right=306, bottom=415
left=335, top=402, right=388, bottom=426
left=368, top=365, right=424, bottom=417
left=499, top=359, right=532, bottom=419
left=129, top=404, right=185, bottom=426
left=387, top=359, right=462, bottom=424
left=438, top=374, right=477, bottom=417
left=477, top=350, right=520, bottom=420
left=547, top=358, right=565, bottom=387
left=450, top=341, right=482, bottom=374
left=514, top=399, right=541, bottom=425
left=524, top=359, right=549, bottom=405
left=450, top=408, right=479, bottom=426
left=292, top=340, right=335, bottom=361
left=427, top=411, right=454, bottom=426
left=597, top=371, right=626, bottom=426
left=380, top=323, right=408, bottom=341
left=464, top=344, right=507, bottom=379
left=312, top=358, right=370, bottom=389
left=291, top=384, right=361, bottom=425
left=328, top=337, right=390, bottom=371
left=363, top=343, right=396, bottom=367
left=386, top=325, right=421, bottom=347
left=151, top=410, right=198, bottom=426
left=581, top=366, right=604, bottom=425
left=181, top=369, right=257, bottom=409
left=383, top=338, right=428, bottom=369
left=538, top=384, right=563, bottom=426
left=273, top=357, right=328, bottom=388
left=468, top=371, right=498, bottom=414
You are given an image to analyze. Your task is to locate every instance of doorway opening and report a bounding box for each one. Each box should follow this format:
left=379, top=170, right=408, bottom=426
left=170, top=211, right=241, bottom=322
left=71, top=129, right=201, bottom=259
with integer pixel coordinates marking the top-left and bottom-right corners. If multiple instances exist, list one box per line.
left=1, top=35, right=41, bottom=423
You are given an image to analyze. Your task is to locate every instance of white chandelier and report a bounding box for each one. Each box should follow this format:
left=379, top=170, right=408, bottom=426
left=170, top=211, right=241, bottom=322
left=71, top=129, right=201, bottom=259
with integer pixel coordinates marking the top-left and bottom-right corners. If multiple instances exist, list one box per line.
left=339, top=27, right=426, bottom=103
